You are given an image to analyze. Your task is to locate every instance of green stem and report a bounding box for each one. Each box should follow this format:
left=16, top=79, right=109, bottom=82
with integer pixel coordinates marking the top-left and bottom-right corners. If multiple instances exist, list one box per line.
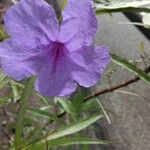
left=15, top=77, right=35, bottom=150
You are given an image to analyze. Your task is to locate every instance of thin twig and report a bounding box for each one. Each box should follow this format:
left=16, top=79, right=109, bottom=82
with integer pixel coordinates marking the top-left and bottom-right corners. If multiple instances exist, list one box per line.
left=84, top=65, right=150, bottom=102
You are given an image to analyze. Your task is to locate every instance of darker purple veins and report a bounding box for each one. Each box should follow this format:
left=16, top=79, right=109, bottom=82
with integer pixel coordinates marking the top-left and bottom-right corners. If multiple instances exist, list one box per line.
left=51, top=42, right=67, bottom=60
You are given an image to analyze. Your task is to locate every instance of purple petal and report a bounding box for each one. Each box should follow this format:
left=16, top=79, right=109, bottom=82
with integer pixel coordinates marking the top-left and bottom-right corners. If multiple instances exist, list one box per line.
left=69, top=45, right=110, bottom=87
left=0, top=40, right=32, bottom=80
left=4, top=0, right=59, bottom=49
left=58, top=17, right=79, bottom=43
left=35, top=42, right=77, bottom=96
left=60, top=0, right=97, bottom=51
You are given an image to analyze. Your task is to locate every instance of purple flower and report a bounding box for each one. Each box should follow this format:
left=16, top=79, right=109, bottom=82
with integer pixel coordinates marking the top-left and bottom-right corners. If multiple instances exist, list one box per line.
left=0, top=0, right=110, bottom=96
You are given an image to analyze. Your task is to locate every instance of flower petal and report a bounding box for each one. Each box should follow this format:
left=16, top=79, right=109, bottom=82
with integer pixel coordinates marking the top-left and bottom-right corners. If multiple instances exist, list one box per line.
left=4, top=0, right=59, bottom=49
left=60, top=0, right=97, bottom=51
left=35, top=49, right=77, bottom=96
left=0, top=40, right=32, bottom=80
left=69, top=45, right=110, bottom=87
left=58, top=17, right=79, bottom=43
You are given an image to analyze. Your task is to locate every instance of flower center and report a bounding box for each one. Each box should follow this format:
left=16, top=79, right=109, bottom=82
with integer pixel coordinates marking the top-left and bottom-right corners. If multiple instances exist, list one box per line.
left=51, top=41, right=67, bottom=63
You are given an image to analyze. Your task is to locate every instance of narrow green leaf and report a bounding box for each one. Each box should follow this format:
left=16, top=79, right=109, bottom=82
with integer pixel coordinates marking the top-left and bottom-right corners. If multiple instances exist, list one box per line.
left=27, top=108, right=60, bottom=121
left=71, top=88, right=86, bottom=115
left=26, top=114, right=103, bottom=149
left=0, top=25, right=8, bottom=41
left=0, top=75, right=9, bottom=90
left=36, top=93, right=50, bottom=106
left=0, top=96, right=11, bottom=107
left=96, top=7, right=150, bottom=14
left=56, top=98, right=78, bottom=121
left=10, top=84, right=21, bottom=102
left=111, top=53, right=150, bottom=84
left=26, top=137, right=110, bottom=150
left=46, top=115, right=103, bottom=140
left=95, top=1, right=150, bottom=14
left=15, top=77, right=35, bottom=150
left=0, top=73, right=7, bottom=82
left=82, top=99, right=97, bottom=111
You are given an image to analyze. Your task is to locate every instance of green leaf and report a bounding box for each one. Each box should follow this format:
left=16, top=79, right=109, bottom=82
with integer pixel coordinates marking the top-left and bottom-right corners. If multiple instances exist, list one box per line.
left=36, top=93, right=50, bottom=106
left=0, top=74, right=9, bottom=90
left=0, top=26, right=8, bottom=41
left=0, top=96, right=11, bottom=107
left=45, top=115, right=103, bottom=140
left=14, top=77, right=35, bottom=150
left=111, top=53, right=150, bottom=84
left=71, top=88, right=86, bottom=115
left=82, top=99, right=97, bottom=111
left=0, top=73, right=7, bottom=82
left=95, top=1, right=150, bottom=14
left=56, top=98, right=78, bottom=121
left=10, top=83, right=21, bottom=102
left=27, top=108, right=60, bottom=121
left=27, top=137, right=110, bottom=150
left=24, top=115, right=103, bottom=149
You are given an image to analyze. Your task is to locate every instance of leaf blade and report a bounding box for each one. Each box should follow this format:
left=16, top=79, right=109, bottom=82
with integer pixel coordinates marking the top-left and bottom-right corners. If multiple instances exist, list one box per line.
left=111, top=53, right=150, bottom=84
left=24, top=114, right=104, bottom=149
left=27, top=108, right=60, bottom=121
left=46, top=115, right=103, bottom=140
left=14, top=77, right=35, bottom=149
left=27, top=137, right=110, bottom=150
left=95, top=1, right=150, bottom=14
left=56, top=98, right=78, bottom=121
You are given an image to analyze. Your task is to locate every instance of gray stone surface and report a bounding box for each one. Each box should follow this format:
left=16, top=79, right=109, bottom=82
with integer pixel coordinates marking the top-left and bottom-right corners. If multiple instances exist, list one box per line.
left=94, top=13, right=150, bottom=150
